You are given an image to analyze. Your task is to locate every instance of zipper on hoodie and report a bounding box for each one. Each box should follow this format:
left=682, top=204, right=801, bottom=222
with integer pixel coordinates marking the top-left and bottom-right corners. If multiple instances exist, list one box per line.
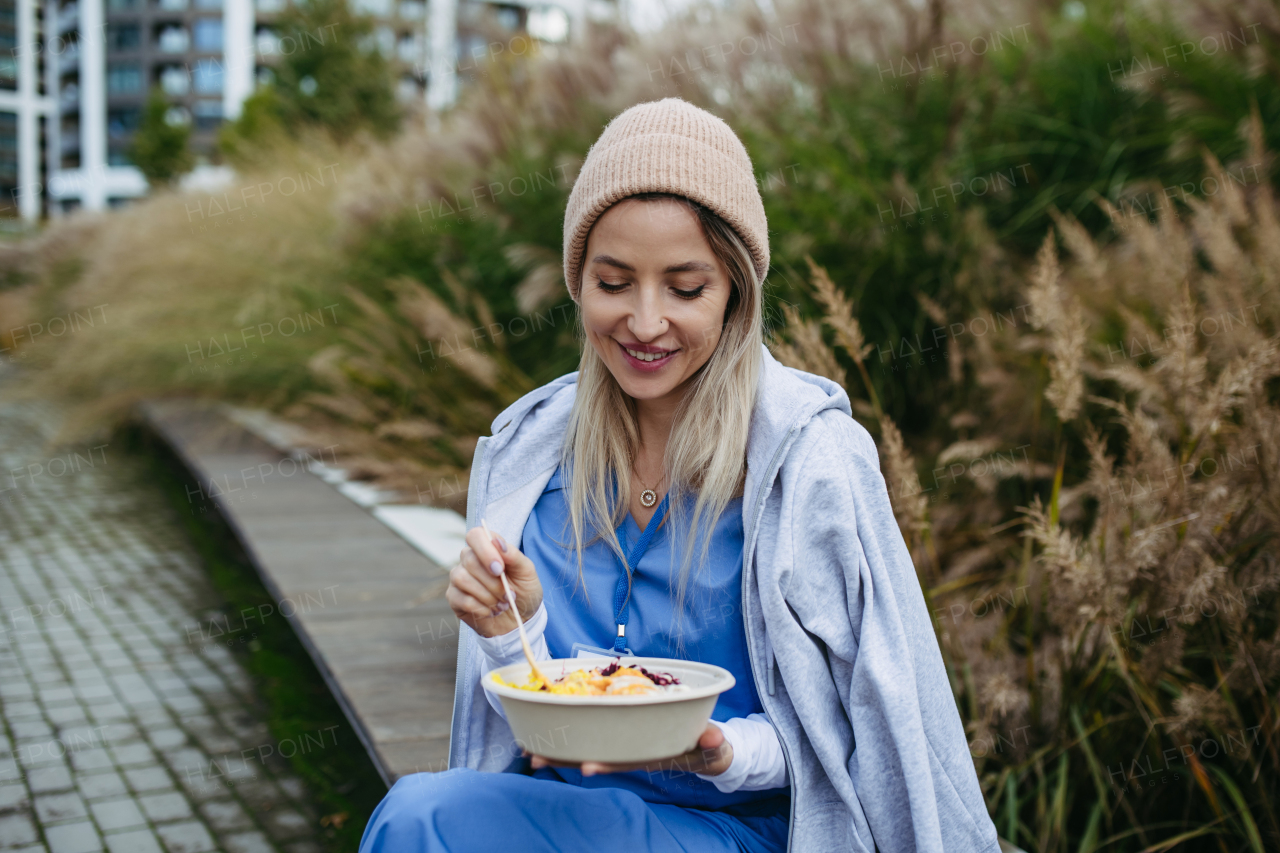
left=742, top=422, right=801, bottom=853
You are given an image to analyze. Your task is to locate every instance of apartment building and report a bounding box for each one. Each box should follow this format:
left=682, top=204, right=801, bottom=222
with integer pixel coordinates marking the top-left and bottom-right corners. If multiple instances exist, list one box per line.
left=1, top=0, right=613, bottom=221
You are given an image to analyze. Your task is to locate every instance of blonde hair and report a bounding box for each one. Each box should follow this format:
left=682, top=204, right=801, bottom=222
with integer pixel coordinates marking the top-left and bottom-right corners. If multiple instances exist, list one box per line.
left=559, top=193, right=763, bottom=639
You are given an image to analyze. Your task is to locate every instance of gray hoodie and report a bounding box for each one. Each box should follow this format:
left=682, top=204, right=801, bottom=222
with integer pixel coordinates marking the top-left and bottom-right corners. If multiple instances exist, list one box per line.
left=448, top=345, right=1001, bottom=853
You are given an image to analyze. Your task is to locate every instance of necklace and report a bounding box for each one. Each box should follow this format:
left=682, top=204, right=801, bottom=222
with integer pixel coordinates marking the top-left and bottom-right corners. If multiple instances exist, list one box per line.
left=627, top=449, right=662, bottom=508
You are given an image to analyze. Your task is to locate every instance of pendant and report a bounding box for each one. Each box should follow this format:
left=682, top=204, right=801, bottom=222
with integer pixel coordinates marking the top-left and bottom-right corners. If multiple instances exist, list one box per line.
left=640, top=489, right=657, bottom=508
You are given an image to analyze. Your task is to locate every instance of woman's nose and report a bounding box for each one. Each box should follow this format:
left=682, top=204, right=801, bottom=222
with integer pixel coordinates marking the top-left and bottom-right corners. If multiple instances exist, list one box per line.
left=628, top=293, right=667, bottom=341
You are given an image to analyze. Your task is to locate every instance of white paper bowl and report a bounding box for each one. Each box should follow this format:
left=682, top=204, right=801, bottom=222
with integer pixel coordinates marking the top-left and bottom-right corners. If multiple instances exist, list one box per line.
left=483, top=657, right=736, bottom=763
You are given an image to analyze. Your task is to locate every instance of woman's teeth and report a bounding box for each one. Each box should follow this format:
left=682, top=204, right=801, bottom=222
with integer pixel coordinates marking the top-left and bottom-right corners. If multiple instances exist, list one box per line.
left=625, top=347, right=672, bottom=363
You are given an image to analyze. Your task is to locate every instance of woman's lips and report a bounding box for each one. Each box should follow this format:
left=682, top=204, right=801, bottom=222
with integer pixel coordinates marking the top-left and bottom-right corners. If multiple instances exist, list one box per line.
left=617, top=342, right=678, bottom=372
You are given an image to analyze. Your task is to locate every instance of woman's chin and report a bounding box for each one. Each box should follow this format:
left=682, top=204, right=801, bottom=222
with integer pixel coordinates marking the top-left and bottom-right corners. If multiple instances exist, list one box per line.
left=614, top=378, right=681, bottom=402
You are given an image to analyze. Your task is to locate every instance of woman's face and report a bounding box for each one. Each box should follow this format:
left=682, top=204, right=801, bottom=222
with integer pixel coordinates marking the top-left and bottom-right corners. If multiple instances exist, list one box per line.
left=579, top=198, right=732, bottom=407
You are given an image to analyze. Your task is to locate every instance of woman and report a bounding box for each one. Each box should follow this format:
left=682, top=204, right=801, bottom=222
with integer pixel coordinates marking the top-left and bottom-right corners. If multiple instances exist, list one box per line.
left=360, top=98, right=999, bottom=852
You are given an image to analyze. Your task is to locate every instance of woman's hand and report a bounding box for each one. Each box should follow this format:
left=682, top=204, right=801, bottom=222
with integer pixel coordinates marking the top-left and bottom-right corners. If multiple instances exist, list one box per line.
left=447, top=527, right=543, bottom=638
left=528, top=723, right=732, bottom=778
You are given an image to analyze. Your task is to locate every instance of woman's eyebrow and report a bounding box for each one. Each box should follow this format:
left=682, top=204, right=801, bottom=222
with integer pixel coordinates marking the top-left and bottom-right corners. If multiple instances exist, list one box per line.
left=588, top=256, right=715, bottom=273
left=664, top=261, right=715, bottom=273
left=590, top=254, right=635, bottom=270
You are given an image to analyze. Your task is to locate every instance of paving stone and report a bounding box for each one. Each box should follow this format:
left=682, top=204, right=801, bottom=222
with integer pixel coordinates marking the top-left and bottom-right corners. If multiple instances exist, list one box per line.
left=27, top=764, right=75, bottom=793
left=276, top=778, right=306, bottom=802
left=44, top=820, right=103, bottom=853
left=34, top=790, right=90, bottom=823
left=0, top=812, right=39, bottom=846
left=0, top=783, right=29, bottom=811
left=123, top=766, right=174, bottom=793
left=76, top=771, right=128, bottom=801
left=68, top=747, right=115, bottom=773
left=201, top=799, right=253, bottom=835
left=139, top=791, right=193, bottom=823
left=284, top=841, right=322, bottom=853
left=88, top=797, right=147, bottom=832
left=3, top=702, right=41, bottom=720
left=145, top=729, right=189, bottom=751
left=221, top=831, right=276, bottom=853
left=262, top=807, right=310, bottom=839
left=10, top=719, right=53, bottom=740
left=108, top=742, right=156, bottom=768
left=104, top=828, right=166, bottom=853
left=155, top=819, right=218, bottom=853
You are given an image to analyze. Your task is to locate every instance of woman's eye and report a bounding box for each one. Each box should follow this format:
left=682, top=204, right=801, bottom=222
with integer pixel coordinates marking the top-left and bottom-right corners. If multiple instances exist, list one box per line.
left=672, top=285, right=707, bottom=300
left=594, top=278, right=627, bottom=293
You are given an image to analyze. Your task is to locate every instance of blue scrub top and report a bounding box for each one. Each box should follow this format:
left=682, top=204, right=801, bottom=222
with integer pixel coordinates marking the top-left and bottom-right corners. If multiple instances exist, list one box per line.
left=520, top=466, right=790, bottom=810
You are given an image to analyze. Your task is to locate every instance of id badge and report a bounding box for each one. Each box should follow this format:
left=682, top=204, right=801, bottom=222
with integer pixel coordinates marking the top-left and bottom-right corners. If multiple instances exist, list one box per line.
left=571, top=641, right=632, bottom=659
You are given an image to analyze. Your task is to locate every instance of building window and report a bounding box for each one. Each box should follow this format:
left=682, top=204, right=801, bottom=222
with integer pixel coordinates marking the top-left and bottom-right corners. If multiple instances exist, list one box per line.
left=192, top=99, right=222, bottom=130
left=193, top=18, right=222, bottom=51
left=0, top=112, right=17, bottom=200
left=158, top=64, right=189, bottom=95
left=0, top=0, right=15, bottom=92
left=396, top=32, right=420, bottom=63
left=353, top=0, right=390, bottom=16
left=107, top=64, right=143, bottom=94
left=157, top=25, right=189, bottom=52
left=254, top=27, right=279, bottom=55
left=108, top=23, right=142, bottom=51
left=108, top=107, right=141, bottom=138
left=192, top=59, right=222, bottom=93
left=0, top=56, right=16, bottom=93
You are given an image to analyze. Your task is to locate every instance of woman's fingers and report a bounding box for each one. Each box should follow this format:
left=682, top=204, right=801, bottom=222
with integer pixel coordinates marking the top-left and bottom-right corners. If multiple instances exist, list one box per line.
left=463, top=526, right=544, bottom=623
left=465, top=527, right=505, bottom=577
left=449, top=564, right=504, bottom=612
left=445, top=584, right=503, bottom=623
left=458, top=547, right=505, bottom=600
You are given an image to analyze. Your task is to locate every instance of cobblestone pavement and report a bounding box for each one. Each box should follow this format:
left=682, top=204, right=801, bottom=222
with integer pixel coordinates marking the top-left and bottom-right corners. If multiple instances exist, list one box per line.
left=0, top=393, right=326, bottom=853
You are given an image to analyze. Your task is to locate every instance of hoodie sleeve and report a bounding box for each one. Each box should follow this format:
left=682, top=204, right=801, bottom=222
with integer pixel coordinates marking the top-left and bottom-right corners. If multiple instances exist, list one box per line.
left=778, top=412, right=999, bottom=852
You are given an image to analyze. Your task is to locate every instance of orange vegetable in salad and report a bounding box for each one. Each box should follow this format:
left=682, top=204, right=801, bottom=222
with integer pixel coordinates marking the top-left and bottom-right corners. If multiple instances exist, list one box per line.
left=492, top=660, right=681, bottom=696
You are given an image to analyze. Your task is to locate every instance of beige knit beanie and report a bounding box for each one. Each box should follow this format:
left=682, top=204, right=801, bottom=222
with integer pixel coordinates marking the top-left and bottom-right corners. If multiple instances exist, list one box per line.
left=562, top=98, right=770, bottom=301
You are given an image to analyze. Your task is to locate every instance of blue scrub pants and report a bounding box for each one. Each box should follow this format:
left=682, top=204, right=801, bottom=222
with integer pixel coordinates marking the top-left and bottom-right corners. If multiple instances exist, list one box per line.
left=359, top=768, right=790, bottom=853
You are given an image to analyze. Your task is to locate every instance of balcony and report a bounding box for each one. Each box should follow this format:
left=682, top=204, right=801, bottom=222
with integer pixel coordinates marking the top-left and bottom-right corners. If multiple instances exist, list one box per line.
left=59, top=83, right=80, bottom=111
left=57, top=3, right=79, bottom=35
left=159, top=65, right=189, bottom=95
left=254, top=30, right=279, bottom=55
left=58, top=45, right=81, bottom=76
left=156, top=25, right=189, bottom=52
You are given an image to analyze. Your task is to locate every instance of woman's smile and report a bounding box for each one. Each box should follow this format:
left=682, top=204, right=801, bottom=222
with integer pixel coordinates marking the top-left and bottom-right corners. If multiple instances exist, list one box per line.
left=617, top=340, right=681, bottom=371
